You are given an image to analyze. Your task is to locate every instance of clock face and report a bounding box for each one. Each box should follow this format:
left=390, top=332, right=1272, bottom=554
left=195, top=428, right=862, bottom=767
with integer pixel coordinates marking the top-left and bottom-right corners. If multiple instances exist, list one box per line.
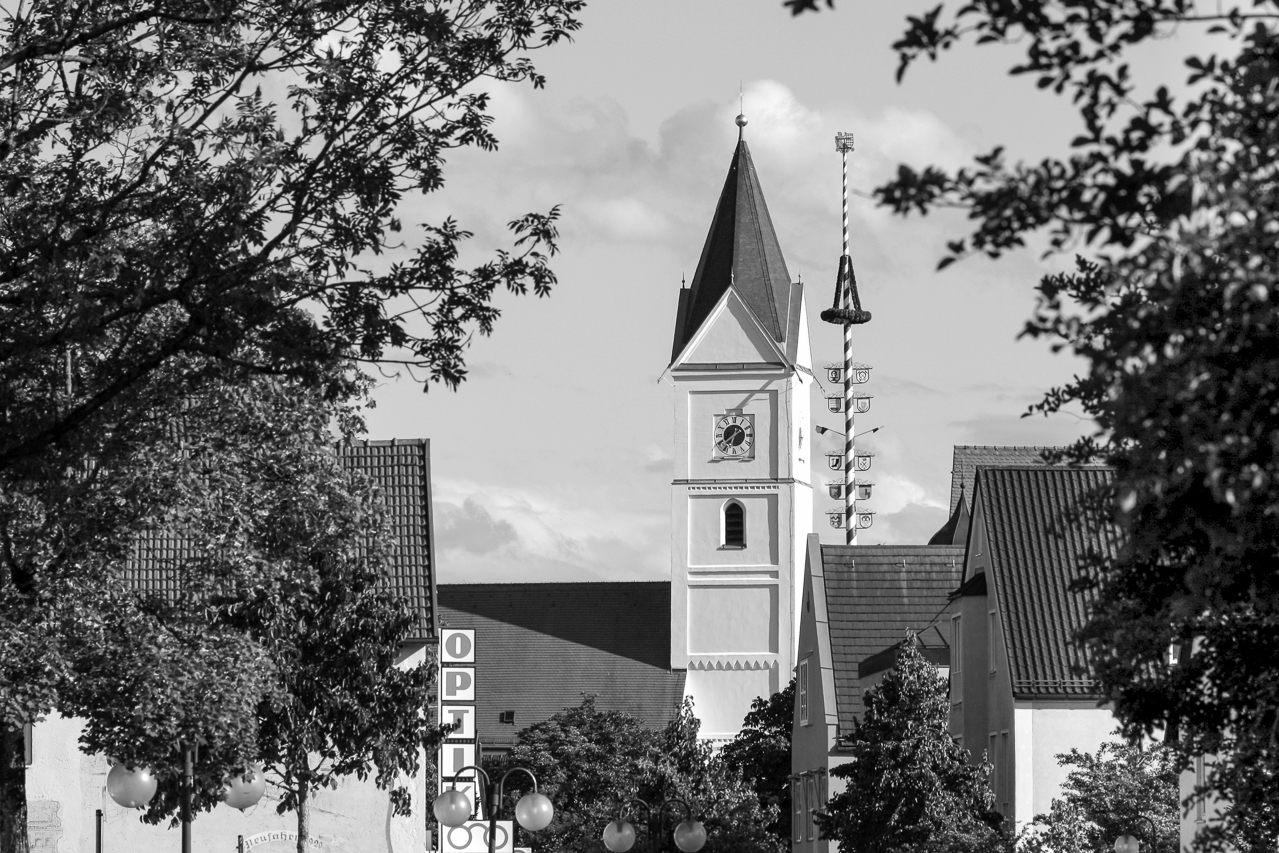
left=714, top=415, right=754, bottom=457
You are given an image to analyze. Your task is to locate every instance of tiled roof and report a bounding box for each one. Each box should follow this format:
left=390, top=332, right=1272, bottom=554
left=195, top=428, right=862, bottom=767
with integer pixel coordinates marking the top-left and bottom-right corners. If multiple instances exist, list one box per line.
left=820, top=545, right=964, bottom=733
left=975, top=466, right=1117, bottom=699
left=437, top=582, right=686, bottom=750
left=672, top=139, right=794, bottom=359
left=950, top=446, right=1057, bottom=514
left=336, top=439, right=437, bottom=642
left=127, top=438, right=437, bottom=642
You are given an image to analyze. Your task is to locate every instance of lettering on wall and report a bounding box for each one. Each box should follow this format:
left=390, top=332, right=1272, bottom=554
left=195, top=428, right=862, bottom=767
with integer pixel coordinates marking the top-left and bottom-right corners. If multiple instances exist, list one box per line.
left=28, top=801, right=61, bottom=851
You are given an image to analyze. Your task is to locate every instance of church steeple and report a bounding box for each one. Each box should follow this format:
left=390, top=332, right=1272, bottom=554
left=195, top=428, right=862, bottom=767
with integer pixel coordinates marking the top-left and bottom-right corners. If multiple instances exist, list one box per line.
left=670, top=135, right=794, bottom=361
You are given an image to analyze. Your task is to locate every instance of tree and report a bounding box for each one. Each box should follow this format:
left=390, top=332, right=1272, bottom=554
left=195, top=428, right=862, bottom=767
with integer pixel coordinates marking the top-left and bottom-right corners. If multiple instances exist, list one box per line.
left=495, top=697, right=780, bottom=853
left=2, top=1, right=579, bottom=847
left=1019, top=736, right=1178, bottom=853
left=818, top=637, right=1005, bottom=853
left=782, top=2, right=1279, bottom=848
left=219, top=482, right=441, bottom=853
left=719, top=680, right=794, bottom=847
left=0, top=363, right=447, bottom=852
left=0, top=0, right=580, bottom=473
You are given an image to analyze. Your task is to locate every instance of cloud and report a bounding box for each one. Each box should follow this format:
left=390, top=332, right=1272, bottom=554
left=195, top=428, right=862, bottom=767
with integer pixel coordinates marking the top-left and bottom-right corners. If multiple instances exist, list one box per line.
left=434, top=499, right=519, bottom=554
left=642, top=443, right=673, bottom=473
left=431, top=479, right=668, bottom=584
left=869, top=501, right=951, bottom=546
left=947, top=411, right=1091, bottom=447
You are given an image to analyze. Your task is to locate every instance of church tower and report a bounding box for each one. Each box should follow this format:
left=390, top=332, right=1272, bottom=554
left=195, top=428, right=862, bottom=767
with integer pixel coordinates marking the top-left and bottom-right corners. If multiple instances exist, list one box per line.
left=666, top=116, right=814, bottom=742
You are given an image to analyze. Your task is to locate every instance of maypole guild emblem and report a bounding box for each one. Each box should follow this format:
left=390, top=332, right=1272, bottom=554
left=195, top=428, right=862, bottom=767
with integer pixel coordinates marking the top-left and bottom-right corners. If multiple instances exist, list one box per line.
left=852, top=395, right=872, bottom=414
left=850, top=365, right=872, bottom=384
left=857, top=511, right=875, bottom=530
left=825, top=395, right=843, bottom=413
left=826, top=511, right=845, bottom=529
left=854, top=452, right=874, bottom=472
left=826, top=453, right=842, bottom=471
left=826, top=366, right=843, bottom=383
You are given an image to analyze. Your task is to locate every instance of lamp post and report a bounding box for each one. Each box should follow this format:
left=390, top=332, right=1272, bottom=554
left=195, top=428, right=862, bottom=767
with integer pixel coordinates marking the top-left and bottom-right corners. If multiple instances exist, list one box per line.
left=1113, top=814, right=1159, bottom=853
left=601, top=795, right=707, bottom=853
left=106, top=748, right=266, bottom=853
left=434, top=765, right=554, bottom=853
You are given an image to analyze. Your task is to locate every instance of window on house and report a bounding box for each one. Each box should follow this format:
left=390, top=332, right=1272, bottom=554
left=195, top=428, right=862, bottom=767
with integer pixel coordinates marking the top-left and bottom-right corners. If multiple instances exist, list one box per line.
left=952, top=614, right=962, bottom=673
left=798, top=658, right=810, bottom=725
left=793, top=775, right=805, bottom=843
left=988, top=733, right=998, bottom=803
left=806, top=775, right=818, bottom=840
left=723, top=501, right=745, bottom=548
left=988, top=611, right=997, bottom=674
left=1001, top=730, right=1011, bottom=814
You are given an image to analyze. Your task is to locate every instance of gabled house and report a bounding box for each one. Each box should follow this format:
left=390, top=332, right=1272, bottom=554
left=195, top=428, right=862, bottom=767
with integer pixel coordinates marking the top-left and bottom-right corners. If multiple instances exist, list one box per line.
left=948, top=464, right=1121, bottom=828
left=790, top=537, right=963, bottom=853
left=25, top=438, right=438, bottom=853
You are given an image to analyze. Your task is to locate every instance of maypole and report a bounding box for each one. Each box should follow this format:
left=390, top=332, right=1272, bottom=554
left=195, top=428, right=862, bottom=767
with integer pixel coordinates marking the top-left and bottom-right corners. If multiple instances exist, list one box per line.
left=820, top=132, right=872, bottom=544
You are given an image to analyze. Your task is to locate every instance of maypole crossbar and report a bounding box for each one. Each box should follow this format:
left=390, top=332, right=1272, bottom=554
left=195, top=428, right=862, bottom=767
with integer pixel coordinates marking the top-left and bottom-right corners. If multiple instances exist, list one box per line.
left=820, top=132, right=872, bottom=545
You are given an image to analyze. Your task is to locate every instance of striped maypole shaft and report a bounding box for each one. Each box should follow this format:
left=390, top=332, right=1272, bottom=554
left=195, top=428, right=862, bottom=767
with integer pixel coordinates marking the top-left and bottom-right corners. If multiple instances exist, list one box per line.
left=837, top=132, right=856, bottom=545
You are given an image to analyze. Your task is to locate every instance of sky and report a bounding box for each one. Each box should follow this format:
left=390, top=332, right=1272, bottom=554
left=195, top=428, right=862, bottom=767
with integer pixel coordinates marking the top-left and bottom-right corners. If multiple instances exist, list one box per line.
left=362, top=1, right=1205, bottom=584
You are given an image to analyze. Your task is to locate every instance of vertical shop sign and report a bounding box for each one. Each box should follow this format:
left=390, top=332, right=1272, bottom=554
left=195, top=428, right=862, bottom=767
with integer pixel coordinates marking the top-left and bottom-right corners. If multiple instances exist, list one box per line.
left=438, top=629, right=516, bottom=853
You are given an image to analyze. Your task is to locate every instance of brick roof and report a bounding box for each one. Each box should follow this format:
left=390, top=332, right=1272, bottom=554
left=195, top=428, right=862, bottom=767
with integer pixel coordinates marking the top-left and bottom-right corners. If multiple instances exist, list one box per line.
left=672, top=139, right=795, bottom=360
left=820, top=545, right=964, bottom=733
left=950, top=446, right=1057, bottom=514
left=974, top=466, right=1117, bottom=699
left=437, top=582, right=686, bottom=751
left=127, top=438, right=437, bottom=642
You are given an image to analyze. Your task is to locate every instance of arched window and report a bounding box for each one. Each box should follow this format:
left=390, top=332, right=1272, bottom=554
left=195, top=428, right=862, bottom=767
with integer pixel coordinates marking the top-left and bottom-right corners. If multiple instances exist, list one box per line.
left=723, top=501, right=745, bottom=548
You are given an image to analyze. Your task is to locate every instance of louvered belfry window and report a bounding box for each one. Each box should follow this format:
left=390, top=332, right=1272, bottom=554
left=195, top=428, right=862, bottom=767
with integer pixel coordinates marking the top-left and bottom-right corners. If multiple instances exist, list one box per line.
left=724, top=502, right=745, bottom=547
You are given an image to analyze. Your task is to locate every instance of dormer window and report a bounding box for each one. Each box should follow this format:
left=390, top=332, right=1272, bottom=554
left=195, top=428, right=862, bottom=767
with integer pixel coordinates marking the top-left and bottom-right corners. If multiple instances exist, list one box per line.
left=723, top=501, right=745, bottom=549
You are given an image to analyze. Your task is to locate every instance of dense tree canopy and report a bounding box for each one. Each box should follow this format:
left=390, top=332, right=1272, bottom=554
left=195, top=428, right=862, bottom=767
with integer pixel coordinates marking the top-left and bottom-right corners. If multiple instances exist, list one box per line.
left=0, top=363, right=443, bottom=852
left=785, top=2, right=1279, bottom=848
left=818, top=638, right=1005, bottom=853
left=1, top=2, right=579, bottom=849
left=494, top=697, right=781, bottom=853
left=719, top=680, right=794, bottom=847
left=1019, top=736, right=1178, bottom=853
left=0, top=0, right=580, bottom=471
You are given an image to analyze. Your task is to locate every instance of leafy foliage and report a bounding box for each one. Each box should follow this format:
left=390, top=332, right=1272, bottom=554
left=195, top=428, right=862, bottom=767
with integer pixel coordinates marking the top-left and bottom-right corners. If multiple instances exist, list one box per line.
left=785, top=1, right=1279, bottom=848
left=1019, top=736, right=1178, bottom=853
left=819, top=638, right=1005, bottom=853
left=719, top=680, right=794, bottom=846
left=219, top=482, right=443, bottom=852
left=1, top=1, right=578, bottom=847
left=0, top=0, right=581, bottom=473
left=494, top=697, right=781, bottom=853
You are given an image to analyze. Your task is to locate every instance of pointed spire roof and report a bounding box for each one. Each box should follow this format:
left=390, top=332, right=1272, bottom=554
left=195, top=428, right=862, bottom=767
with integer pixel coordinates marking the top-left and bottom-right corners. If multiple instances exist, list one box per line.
left=928, top=485, right=971, bottom=546
left=672, top=139, right=794, bottom=358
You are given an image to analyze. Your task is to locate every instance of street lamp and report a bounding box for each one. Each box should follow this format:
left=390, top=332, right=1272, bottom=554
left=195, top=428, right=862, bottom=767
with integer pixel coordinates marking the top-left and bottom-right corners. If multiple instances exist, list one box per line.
left=601, top=796, right=707, bottom=853
left=1113, top=815, right=1159, bottom=853
left=434, top=765, right=554, bottom=853
left=106, top=747, right=266, bottom=853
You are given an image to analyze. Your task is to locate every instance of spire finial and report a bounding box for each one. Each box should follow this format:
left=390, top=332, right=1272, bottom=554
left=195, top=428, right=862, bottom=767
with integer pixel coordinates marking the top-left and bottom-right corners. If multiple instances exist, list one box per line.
left=736, top=81, right=747, bottom=140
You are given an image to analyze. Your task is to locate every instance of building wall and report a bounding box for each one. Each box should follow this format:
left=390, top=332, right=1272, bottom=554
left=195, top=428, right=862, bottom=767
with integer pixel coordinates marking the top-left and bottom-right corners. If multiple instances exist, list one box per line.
left=26, top=651, right=431, bottom=853
left=791, top=536, right=837, bottom=853
left=1013, top=703, right=1118, bottom=828
left=670, top=362, right=807, bottom=741
left=948, top=590, right=990, bottom=761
